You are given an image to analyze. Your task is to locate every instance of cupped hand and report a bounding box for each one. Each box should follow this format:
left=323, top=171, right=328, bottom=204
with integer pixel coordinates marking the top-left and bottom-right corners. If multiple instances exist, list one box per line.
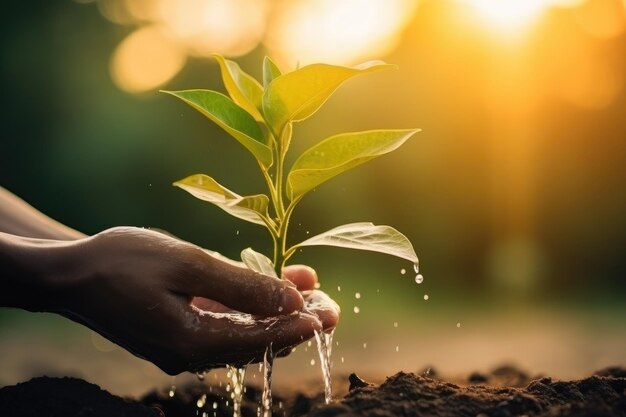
left=55, top=227, right=339, bottom=375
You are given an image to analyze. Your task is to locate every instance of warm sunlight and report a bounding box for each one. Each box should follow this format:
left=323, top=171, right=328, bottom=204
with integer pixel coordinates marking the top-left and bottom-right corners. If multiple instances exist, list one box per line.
left=460, top=0, right=584, bottom=33
left=264, top=0, right=419, bottom=68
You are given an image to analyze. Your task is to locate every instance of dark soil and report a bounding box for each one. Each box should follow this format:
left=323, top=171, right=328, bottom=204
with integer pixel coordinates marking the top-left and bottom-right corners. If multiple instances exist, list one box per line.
left=1, top=366, right=624, bottom=417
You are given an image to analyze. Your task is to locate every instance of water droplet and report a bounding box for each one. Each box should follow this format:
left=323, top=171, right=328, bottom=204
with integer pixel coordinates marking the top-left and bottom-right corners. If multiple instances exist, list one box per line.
left=337, top=285, right=341, bottom=292
left=363, top=342, right=367, bottom=349
left=277, top=306, right=283, bottom=312
left=306, top=230, right=310, bottom=235
left=341, top=356, right=345, bottom=363
left=197, top=394, right=207, bottom=408
left=393, top=322, right=398, bottom=328
left=400, top=268, right=406, bottom=275
left=423, top=294, right=429, bottom=301
left=395, top=346, right=399, bottom=352
left=354, top=292, right=361, bottom=299
left=413, top=262, right=419, bottom=273
left=279, top=401, right=283, bottom=409
left=236, top=230, right=239, bottom=235
left=168, top=386, right=176, bottom=397
left=196, top=371, right=206, bottom=381
left=213, top=402, right=218, bottom=409
left=415, top=274, right=424, bottom=284
left=307, top=340, right=312, bottom=347
left=314, top=282, right=321, bottom=289
left=353, top=306, right=360, bottom=314
left=456, top=322, right=461, bottom=328
left=310, top=359, right=316, bottom=366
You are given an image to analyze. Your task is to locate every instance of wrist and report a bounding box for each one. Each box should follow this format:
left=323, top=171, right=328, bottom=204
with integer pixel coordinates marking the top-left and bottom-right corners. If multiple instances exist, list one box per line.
left=0, top=232, right=87, bottom=312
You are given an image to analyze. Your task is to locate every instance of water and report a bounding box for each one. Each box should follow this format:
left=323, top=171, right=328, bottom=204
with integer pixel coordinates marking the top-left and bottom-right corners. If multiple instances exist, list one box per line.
left=260, top=345, right=274, bottom=417
left=354, top=292, right=361, bottom=299
left=400, top=268, right=406, bottom=275
left=353, top=306, right=360, bottom=313
left=423, top=294, right=429, bottom=301
left=227, top=365, right=246, bottom=417
left=168, top=385, right=176, bottom=398
left=313, top=329, right=335, bottom=404
left=415, top=274, right=424, bottom=284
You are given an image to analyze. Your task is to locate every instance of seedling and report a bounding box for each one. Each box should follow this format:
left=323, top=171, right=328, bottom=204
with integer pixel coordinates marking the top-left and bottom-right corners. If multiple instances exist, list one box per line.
left=163, top=55, right=419, bottom=278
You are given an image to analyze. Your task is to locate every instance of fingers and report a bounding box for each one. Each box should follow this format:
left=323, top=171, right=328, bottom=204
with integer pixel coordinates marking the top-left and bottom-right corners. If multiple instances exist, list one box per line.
left=184, top=309, right=323, bottom=370
left=282, top=265, right=318, bottom=291
left=177, top=253, right=304, bottom=317
left=303, top=290, right=341, bottom=331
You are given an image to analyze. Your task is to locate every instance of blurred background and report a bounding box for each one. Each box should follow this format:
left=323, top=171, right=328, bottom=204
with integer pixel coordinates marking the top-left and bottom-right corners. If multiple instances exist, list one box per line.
left=1, top=0, right=625, bottom=397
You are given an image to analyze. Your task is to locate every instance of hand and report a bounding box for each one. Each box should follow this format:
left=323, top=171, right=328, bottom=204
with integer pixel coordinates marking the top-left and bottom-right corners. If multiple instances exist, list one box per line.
left=51, top=227, right=339, bottom=374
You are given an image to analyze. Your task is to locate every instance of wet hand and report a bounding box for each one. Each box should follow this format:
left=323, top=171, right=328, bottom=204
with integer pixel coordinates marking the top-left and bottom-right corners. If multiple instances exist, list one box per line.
left=54, top=227, right=339, bottom=375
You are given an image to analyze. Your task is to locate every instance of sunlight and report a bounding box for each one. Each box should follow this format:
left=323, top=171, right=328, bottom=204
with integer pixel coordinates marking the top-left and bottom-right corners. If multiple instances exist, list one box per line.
left=265, top=0, right=419, bottom=68
left=460, top=0, right=584, bottom=33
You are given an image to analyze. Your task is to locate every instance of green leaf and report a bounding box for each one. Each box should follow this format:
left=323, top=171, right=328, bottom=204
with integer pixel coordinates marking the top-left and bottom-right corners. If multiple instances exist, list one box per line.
left=174, top=174, right=269, bottom=226
left=262, top=61, right=394, bottom=137
left=241, top=247, right=278, bottom=278
left=162, top=90, right=272, bottom=168
left=292, top=223, right=418, bottom=264
left=263, top=56, right=282, bottom=88
left=213, top=54, right=264, bottom=122
left=287, top=129, right=419, bottom=200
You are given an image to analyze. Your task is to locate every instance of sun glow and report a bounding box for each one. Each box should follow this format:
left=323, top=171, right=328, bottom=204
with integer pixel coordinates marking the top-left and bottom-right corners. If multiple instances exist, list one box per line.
left=460, top=0, right=584, bottom=33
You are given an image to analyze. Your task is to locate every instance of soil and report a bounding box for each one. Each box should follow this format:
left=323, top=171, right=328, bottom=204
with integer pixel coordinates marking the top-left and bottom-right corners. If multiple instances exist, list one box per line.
left=1, top=366, right=624, bottom=417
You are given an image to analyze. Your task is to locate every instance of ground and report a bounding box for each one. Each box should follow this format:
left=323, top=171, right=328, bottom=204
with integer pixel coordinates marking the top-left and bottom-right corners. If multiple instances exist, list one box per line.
left=1, top=366, right=624, bottom=417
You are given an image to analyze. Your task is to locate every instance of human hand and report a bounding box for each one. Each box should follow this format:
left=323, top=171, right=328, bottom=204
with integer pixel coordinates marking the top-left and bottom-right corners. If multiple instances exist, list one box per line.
left=50, top=227, right=339, bottom=374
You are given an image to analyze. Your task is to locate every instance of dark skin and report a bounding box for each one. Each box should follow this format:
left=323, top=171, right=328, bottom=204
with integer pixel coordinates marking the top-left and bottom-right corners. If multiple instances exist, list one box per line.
left=0, top=187, right=340, bottom=375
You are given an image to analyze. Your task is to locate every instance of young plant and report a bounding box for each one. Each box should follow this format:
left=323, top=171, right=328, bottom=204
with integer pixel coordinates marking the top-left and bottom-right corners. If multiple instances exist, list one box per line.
left=162, top=55, right=419, bottom=278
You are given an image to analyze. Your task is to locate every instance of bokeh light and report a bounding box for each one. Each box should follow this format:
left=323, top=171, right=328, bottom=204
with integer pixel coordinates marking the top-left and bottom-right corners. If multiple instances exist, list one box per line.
left=110, top=25, right=186, bottom=94
left=264, top=0, right=419, bottom=68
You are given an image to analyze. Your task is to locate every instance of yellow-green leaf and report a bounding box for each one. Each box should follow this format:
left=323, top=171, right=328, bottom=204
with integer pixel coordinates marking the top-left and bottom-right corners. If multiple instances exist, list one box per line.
left=174, top=174, right=269, bottom=226
left=241, top=247, right=278, bottom=278
left=287, top=129, right=419, bottom=200
left=262, top=61, right=394, bottom=137
left=292, top=223, right=418, bottom=264
left=263, top=56, right=282, bottom=88
left=213, top=54, right=264, bottom=122
left=162, top=90, right=272, bottom=168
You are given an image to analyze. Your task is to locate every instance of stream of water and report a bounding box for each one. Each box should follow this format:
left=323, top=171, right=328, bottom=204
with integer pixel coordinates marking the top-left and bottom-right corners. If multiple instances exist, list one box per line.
left=314, top=329, right=335, bottom=404
left=259, top=344, right=274, bottom=417
left=227, top=365, right=246, bottom=417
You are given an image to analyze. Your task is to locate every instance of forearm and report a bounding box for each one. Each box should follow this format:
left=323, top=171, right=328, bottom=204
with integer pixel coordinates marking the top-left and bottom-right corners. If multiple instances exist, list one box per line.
left=0, top=231, right=82, bottom=311
left=0, top=186, right=86, bottom=240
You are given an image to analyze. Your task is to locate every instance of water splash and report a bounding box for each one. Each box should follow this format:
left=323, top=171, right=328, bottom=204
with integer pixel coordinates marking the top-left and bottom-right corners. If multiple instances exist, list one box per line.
left=260, top=344, right=274, bottom=417
left=227, top=365, right=246, bottom=417
left=314, top=329, right=335, bottom=404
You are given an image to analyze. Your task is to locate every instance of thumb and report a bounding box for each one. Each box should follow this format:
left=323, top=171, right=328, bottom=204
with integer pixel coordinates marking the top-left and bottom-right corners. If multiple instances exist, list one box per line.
left=176, top=253, right=304, bottom=316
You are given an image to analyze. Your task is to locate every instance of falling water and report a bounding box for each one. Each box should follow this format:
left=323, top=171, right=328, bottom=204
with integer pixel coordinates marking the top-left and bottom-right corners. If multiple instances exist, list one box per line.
left=314, top=329, right=335, bottom=404
left=260, top=345, right=274, bottom=417
left=227, top=365, right=246, bottom=417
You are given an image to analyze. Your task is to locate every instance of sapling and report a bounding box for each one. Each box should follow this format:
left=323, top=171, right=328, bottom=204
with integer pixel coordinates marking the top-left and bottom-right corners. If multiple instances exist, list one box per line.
left=162, top=54, right=419, bottom=280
